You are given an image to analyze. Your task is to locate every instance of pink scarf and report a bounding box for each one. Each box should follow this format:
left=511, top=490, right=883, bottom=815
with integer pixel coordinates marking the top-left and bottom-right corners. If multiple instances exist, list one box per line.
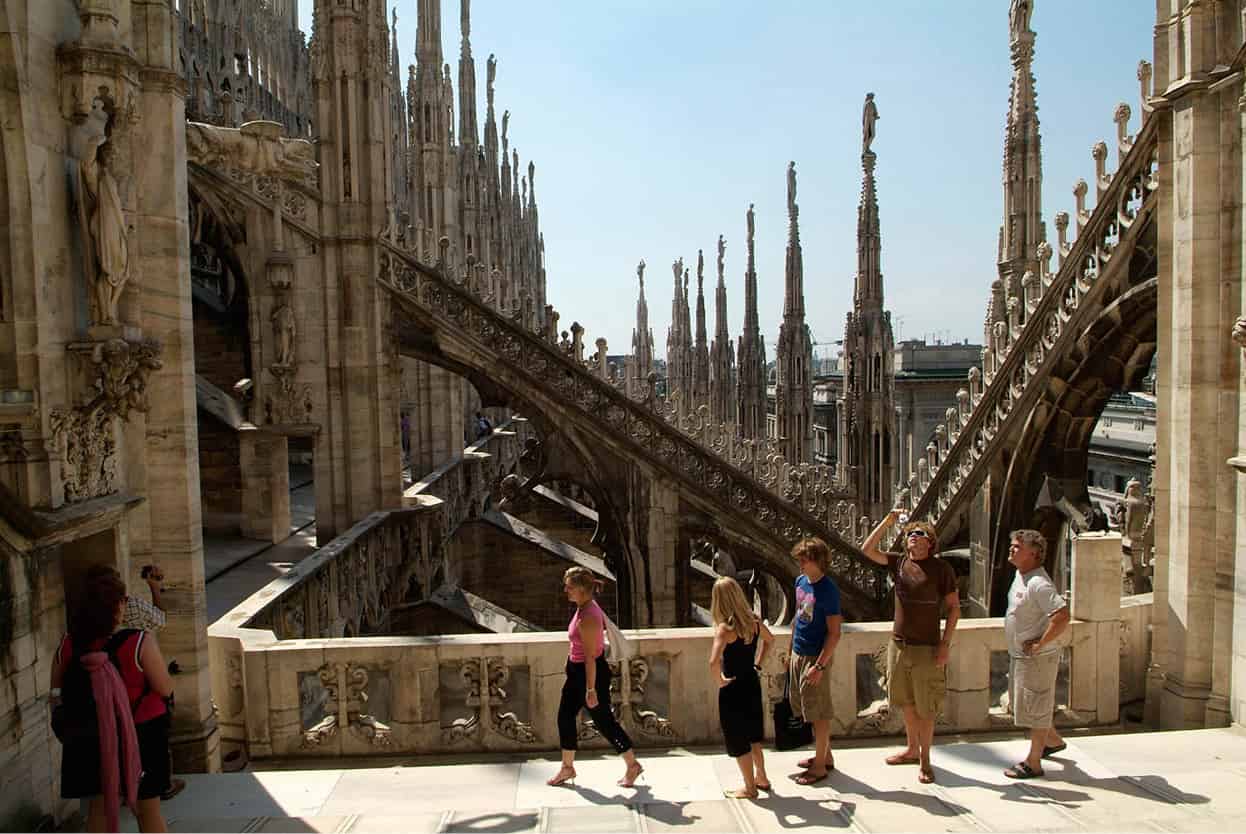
left=81, top=652, right=141, bottom=832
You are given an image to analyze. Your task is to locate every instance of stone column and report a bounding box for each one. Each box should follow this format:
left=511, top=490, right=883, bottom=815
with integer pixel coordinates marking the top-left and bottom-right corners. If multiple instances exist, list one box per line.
left=1150, top=11, right=1241, bottom=728
left=1069, top=533, right=1121, bottom=725
left=129, top=0, right=220, bottom=772
left=239, top=429, right=291, bottom=543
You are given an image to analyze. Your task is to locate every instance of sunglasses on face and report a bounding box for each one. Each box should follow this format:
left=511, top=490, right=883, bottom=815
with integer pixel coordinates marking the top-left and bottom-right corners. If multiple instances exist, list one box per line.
left=907, top=530, right=929, bottom=539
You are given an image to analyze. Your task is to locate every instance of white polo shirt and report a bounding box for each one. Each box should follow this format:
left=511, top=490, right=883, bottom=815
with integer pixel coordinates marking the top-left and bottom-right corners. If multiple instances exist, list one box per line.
left=1004, top=566, right=1066, bottom=658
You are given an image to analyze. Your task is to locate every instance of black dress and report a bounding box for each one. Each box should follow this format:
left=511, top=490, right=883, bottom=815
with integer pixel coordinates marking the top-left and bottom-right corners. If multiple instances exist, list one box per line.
left=718, top=631, right=764, bottom=757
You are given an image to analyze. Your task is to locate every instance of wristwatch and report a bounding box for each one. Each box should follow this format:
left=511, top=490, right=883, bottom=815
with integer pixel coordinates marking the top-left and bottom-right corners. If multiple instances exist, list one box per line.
left=753, top=663, right=763, bottom=672
left=812, top=661, right=825, bottom=672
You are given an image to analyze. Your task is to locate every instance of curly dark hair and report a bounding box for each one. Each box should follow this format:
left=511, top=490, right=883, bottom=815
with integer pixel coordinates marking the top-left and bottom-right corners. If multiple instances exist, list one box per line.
left=70, top=564, right=127, bottom=648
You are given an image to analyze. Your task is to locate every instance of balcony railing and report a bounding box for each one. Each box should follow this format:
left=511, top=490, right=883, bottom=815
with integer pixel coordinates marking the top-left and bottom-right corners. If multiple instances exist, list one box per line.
left=211, top=525, right=1149, bottom=765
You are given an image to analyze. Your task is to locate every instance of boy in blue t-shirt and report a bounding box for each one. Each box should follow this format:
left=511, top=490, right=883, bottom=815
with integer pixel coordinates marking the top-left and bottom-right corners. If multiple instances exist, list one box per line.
left=788, top=538, right=842, bottom=785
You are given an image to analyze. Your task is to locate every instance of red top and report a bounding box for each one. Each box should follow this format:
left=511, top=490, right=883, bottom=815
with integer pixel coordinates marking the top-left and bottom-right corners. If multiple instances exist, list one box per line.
left=59, top=631, right=167, bottom=724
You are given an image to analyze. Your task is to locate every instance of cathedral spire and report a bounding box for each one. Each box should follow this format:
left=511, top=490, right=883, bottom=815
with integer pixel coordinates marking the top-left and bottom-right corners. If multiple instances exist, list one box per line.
left=692, top=249, right=710, bottom=409
left=857, top=95, right=883, bottom=307
left=776, top=162, right=812, bottom=462
left=999, top=0, right=1043, bottom=298
left=458, top=0, right=478, bottom=148
left=632, top=259, right=654, bottom=384
left=710, top=234, right=737, bottom=426
left=841, top=93, right=897, bottom=517
left=783, top=161, right=804, bottom=318
left=736, top=203, right=766, bottom=440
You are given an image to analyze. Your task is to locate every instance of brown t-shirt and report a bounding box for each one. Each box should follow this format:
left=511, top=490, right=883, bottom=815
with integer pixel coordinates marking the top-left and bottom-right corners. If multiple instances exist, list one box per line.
left=888, top=554, right=957, bottom=645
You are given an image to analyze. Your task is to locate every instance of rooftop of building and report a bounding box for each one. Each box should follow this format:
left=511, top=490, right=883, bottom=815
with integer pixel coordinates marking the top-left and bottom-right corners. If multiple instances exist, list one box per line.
left=131, top=726, right=1246, bottom=833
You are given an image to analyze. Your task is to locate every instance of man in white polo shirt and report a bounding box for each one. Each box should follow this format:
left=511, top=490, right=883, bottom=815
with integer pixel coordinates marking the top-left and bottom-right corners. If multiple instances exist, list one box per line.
left=1003, top=529, right=1070, bottom=779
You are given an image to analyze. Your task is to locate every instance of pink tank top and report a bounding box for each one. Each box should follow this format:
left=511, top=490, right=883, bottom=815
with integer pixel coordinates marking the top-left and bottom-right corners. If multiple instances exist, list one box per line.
left=568, top=600, right=605, bottom=662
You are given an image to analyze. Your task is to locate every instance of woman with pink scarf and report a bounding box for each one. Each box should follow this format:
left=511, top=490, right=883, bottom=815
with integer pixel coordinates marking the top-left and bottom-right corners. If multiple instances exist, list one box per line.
left=51, top=566, right=175, bottom=832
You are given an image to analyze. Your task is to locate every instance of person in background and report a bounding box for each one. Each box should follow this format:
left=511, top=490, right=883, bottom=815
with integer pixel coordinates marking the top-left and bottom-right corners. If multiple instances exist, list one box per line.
left=52, top=565, right=175, bottom=832
left=709, top=576, right=774, bottom=798
left=474, top=411, right=493, bottom=439
left=787, top=538, right=842, bottom=786
left=547, top=567, right=644, bottom=789
left=122, top=565, right=187, bottom=801
left=1003, top=529, right=1070, bottom=780
left=862, top=513, right=959, bottom=784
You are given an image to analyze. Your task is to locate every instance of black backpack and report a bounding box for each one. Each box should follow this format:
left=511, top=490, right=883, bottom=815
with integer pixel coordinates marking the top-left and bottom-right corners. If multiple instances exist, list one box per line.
left=51, top=628, right=143, bottom=744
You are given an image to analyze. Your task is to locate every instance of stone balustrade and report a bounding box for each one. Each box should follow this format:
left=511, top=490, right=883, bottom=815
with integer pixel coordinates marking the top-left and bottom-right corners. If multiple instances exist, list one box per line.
left=209, top=598, right=1151, bottom=764
left=210, top=528, right=1150, bottom=766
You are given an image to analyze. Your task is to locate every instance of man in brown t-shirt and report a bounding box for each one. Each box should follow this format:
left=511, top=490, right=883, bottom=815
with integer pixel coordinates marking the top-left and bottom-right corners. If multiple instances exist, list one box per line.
left=863, top=511, right=960, bottom=784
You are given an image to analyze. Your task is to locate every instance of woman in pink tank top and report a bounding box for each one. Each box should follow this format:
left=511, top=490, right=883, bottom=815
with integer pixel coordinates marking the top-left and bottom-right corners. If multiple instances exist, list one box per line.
left=547, top=567, right=644, bottom=789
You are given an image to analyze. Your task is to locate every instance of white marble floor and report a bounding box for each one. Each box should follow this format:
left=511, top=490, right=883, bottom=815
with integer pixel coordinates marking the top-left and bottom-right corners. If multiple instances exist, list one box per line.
left=117, top=727, right=1246, bottom=833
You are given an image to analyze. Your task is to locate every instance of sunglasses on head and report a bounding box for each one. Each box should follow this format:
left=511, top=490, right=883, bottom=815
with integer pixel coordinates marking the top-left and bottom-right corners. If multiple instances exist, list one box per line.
left=907, top=529, right=929, bottom=538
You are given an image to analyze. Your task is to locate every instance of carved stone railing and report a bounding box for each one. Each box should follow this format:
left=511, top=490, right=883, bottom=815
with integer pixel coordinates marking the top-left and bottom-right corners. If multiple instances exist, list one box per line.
left=903, top=96, right=1159, bottom=530
left=377, top=243, right=889, bottom=609
left=209, top=595, right=1151, bottom=761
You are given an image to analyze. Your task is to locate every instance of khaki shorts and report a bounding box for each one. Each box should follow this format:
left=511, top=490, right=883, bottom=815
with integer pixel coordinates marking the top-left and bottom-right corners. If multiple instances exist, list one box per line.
left=1010, top=652, right=1060, bottom=729
left=789, top=653, right=834, bottom=723
left=887, top=640, right=947, bottom=719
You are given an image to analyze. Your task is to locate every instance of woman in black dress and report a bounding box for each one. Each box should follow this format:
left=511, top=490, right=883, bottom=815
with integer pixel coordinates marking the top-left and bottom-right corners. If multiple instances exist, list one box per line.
left=709, top=576, right=775, bottom=799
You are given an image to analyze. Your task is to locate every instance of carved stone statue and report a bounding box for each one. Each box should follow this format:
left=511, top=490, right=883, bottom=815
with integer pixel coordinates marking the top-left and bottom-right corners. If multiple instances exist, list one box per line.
left=1121, top=478, right=1148, bottom=552
left=1232, top=316, right=1246, bottom=349
left=862, top=92, right=879, bottom=153
left=1009, top=0, right=1032, bottom=41
left=786, top=161, right=798, bottom=218
left=74, top=98, right=130, bottom=326
left=717, top=235, right=725, bottom=278
left=186, top=120, right=318, bottom=182
left=672, top=257, right=683, bottom=286
left=746, top=203, right=755, bottom=248
left=271, top=302, right=297, bottom=367
left=697, top=249, right=704, bottom=282
left=636, top=259, right=645, bottom=288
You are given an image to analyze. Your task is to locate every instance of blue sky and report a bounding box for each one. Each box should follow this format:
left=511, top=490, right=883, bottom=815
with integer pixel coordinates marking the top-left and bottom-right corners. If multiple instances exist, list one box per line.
left=296, top=1, right=1154, bottom=360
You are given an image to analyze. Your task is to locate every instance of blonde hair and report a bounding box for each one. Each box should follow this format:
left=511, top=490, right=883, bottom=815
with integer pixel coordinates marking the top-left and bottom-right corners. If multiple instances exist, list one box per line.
left=791, top=537, right=832, bottom=574
left=902, top=520, right=940, bottom=555
left=1010, top=529, right=1047, bottom=562
left=710, top=576, right=758, bottom=642
left=564, top=566, right=603, bottom=595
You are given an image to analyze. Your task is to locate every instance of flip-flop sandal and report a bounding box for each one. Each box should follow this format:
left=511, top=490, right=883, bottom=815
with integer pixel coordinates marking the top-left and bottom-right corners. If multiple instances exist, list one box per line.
left=918, top=768, right=935, bottom=784
left=1042, top=743, right=1068, bottom=758
left=797, top=757, right=835, bottom=771
left=1004, top=762, right=1044, bottom=779
left=755, top=781, right=773, bottom=792
left=793, top=769, right=829, bottom=786
left=886, top=753, right=921, bottom=765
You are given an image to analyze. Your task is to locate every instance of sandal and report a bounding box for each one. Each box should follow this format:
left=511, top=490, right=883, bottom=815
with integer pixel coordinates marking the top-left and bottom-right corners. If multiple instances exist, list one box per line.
left=885, top=753, right=921, bottom=766
left=796, top=756, right=836, bottom=771
left=755, top=781, right=773, bottom=792
left=1004, top=761, right=1044, bottom=779
left=546, top=767, right=576, bottom=787
left=618, top=762, right=645, bottom=788
left=724, top=788, right=758, bottom=799
left=1042, top=743, right=1068, bottom=758
left=918, top=767, right=935, bottom=784
left=792, top=769, right=829, bottom=786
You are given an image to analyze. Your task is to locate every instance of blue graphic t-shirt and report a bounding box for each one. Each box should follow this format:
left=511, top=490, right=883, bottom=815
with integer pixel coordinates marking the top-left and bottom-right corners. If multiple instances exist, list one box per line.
left=792, top=574, right=842, bottom=657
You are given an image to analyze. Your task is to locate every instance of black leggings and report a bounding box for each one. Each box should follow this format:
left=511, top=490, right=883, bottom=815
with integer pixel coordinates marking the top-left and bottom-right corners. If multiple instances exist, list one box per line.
left=557, top=657, right=633, bottom=753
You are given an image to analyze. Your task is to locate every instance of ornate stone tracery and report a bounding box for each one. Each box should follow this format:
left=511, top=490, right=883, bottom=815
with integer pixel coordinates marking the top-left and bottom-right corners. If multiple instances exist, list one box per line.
left=50, top=338, right=163, bottom=503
